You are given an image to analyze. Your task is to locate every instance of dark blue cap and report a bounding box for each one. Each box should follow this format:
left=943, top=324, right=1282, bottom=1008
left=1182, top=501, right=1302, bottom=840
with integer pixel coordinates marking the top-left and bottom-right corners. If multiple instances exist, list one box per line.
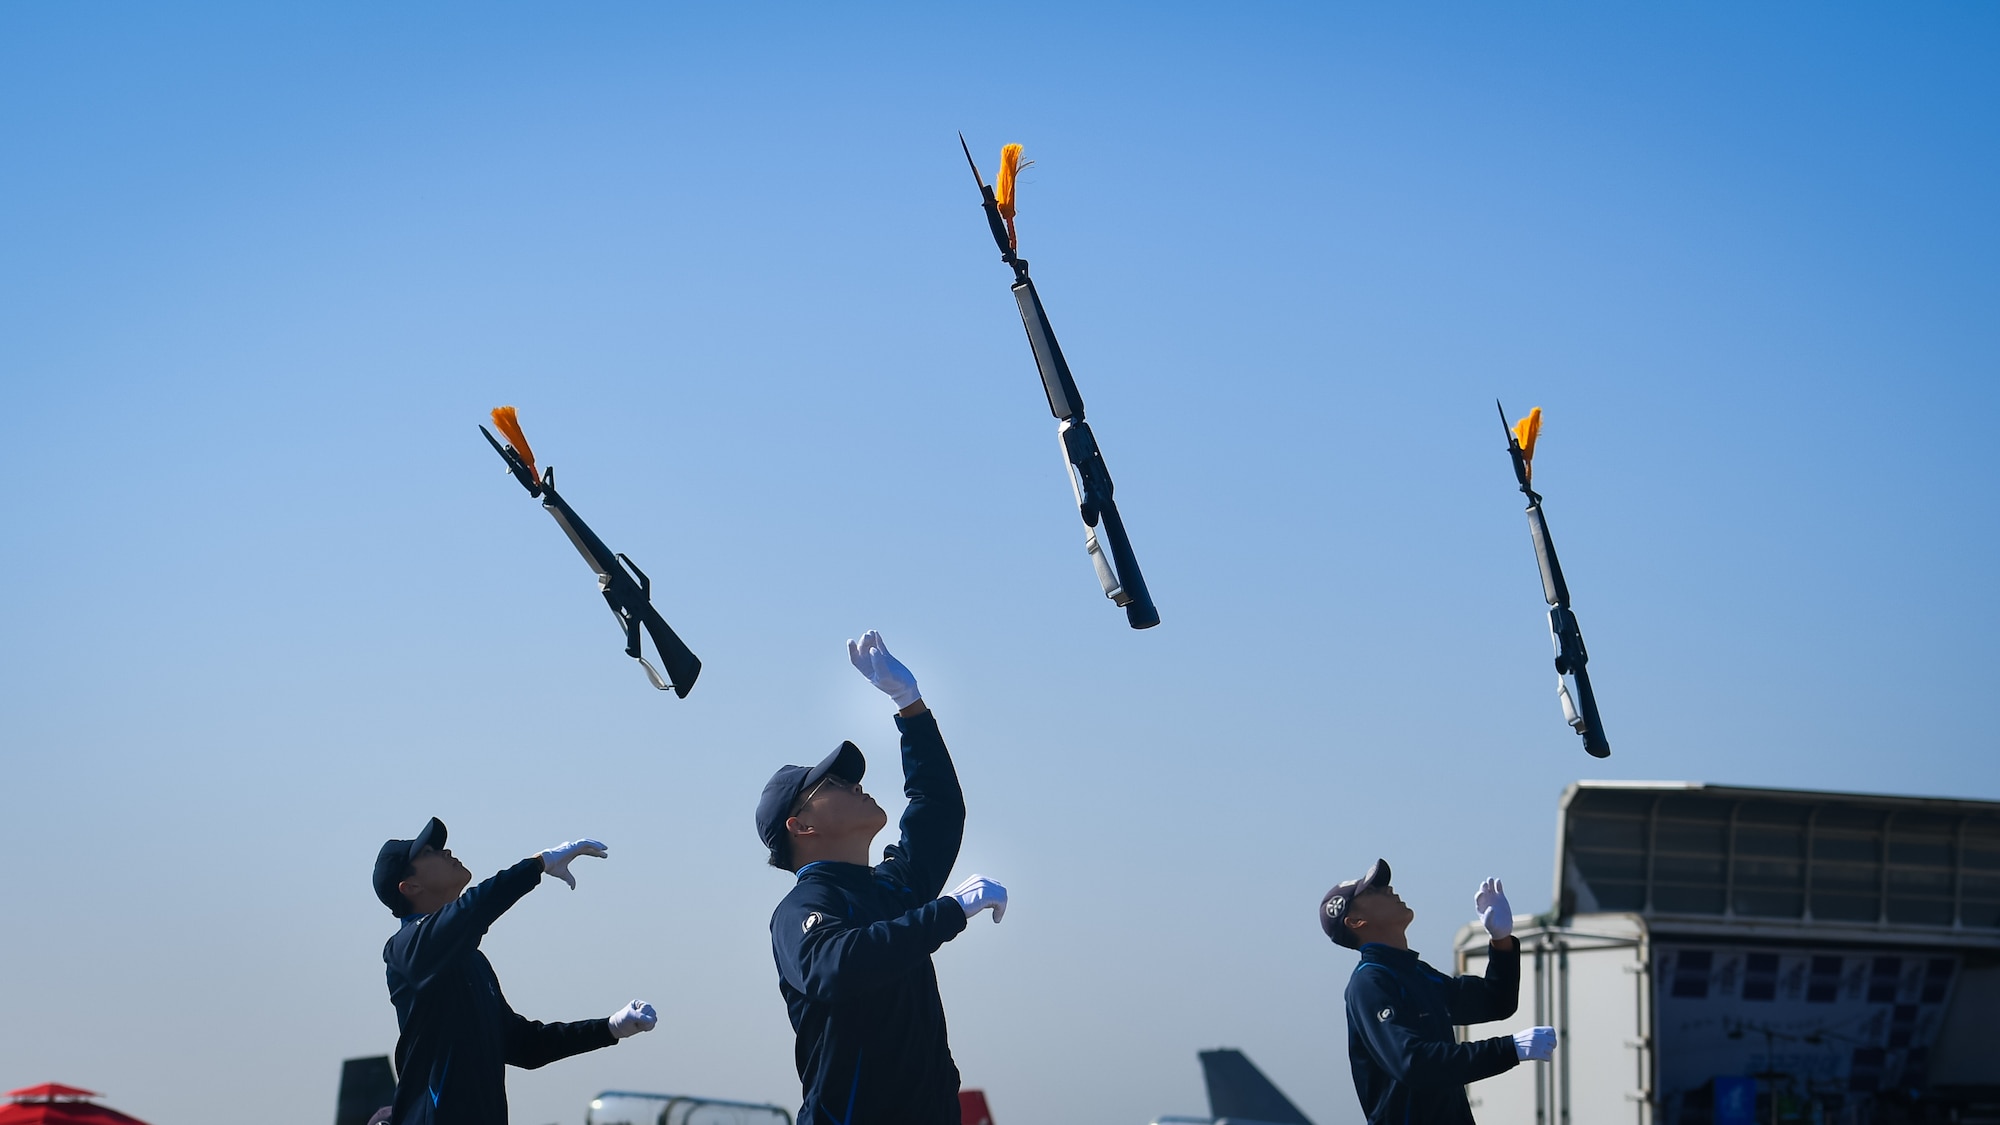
left=373, top=817, right=446, bottom=915
left=756, top=742, right=867, bottom=867
left=1320, top=857, right=1391, bottom=948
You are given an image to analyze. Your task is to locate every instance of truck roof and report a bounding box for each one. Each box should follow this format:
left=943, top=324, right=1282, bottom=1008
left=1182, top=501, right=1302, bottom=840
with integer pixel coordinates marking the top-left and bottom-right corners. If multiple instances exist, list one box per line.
left=1552, top=780, right=2000, bottom=946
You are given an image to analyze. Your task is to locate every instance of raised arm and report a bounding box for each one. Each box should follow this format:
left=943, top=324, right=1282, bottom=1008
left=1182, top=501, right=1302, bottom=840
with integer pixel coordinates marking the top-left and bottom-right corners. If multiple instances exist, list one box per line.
left=848, top=632, right=966, bottom=900
left=1446, top=936, right=1521, bottom=1026
left=390, top=858, right=542, bottom=987
left=878, top=706, right=967, bottom=900
left=1449, top=878, right=1522, bottom=1025
left=391, top=840, right=609, bottom=989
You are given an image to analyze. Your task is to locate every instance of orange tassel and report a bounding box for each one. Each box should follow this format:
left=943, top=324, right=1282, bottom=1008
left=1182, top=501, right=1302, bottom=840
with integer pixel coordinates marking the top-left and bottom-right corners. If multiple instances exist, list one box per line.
left=1513, top=407, right=1543, bottom=478
left=490, top=406, right=539, bottom=483
left=995, top=143, right=1029, bottom=251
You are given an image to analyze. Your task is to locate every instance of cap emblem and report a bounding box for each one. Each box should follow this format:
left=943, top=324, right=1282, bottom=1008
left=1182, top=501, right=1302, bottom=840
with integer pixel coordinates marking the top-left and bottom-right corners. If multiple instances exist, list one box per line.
left=1325, top=896, right=1345, bottom=917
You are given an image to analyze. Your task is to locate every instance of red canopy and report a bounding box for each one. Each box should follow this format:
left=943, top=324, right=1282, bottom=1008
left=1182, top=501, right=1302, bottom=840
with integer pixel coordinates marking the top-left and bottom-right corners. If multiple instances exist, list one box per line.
left=959, top=1089, right=994, bottom=1125
left=0, top=1085, right=152, bottom=1125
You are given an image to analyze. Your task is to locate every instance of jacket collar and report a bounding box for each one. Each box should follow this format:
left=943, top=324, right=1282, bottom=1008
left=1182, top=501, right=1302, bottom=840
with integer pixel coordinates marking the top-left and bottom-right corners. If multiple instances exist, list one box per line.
left=795, top=860, right=874, bottom=882
left=1357, top=942, right=1420, bottom=968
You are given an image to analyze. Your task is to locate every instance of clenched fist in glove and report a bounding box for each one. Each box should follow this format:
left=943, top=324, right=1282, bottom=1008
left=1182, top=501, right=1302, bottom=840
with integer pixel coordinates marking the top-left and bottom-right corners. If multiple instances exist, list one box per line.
left=537, top=839, right=608, bottom=889
left=849, top=630, right=922, bottom=710
left=1513, top=1026, right=1557, bottom=1061
left=608, top=1000, right=658, bottom=1039
left=1475, top=877, right=1514, bottom=941
left=949, top=874, right=1007, bottom=922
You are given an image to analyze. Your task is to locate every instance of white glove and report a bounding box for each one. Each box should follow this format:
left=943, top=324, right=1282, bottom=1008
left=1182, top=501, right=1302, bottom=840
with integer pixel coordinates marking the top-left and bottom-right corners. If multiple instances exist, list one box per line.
left=848, top=630, right=921, bottom=709
left=537, top=839, right=608, bottom=889
left=1513, top=1026, right=1556, bottom=1061
left=949, top=874, right=1007, bottom=922
left=1475, top=877, right=1513, bottom=940
left=608, top=999, right=657, bottom=1039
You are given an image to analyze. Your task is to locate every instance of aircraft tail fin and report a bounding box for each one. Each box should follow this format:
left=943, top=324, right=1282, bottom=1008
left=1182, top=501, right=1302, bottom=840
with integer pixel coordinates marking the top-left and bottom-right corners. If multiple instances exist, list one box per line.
left=336, top=1056, right=395, bottom=1125
left=1198, top=1049, right=1314, bottom=1125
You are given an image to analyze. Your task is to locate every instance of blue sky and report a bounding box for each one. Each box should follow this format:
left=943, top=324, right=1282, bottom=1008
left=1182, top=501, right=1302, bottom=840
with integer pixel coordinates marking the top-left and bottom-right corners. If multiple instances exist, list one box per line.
left=2, top=5, right=1996, bottom=1125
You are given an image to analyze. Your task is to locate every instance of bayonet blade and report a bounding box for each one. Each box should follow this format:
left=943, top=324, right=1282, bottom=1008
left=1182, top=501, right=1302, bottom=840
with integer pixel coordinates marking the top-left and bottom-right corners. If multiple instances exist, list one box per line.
left=958, top=131, right=987, bottom=188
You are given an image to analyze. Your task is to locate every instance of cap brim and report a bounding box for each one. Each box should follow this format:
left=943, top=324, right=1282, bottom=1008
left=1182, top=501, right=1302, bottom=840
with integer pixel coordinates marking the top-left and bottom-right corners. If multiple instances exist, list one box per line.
left=412, top=817, right=446, bottom=859
left=1361, top=857, right=1390, bottom=892
left=803, top=741, right=866, bottom=791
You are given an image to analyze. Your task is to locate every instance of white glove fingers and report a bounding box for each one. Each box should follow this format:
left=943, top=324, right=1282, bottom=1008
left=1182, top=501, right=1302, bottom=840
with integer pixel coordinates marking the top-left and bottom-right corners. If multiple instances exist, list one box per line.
left=948, top=874, right=1005, bottom=921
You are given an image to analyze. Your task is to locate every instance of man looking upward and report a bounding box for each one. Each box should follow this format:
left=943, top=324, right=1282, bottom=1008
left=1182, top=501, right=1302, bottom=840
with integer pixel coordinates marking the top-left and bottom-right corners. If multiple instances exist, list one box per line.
left=1322, top=859, right=1556, bottom=1125
left=756, top=631, right=1008, bottom=1125
left=373, top=819, right=658, bottom=1125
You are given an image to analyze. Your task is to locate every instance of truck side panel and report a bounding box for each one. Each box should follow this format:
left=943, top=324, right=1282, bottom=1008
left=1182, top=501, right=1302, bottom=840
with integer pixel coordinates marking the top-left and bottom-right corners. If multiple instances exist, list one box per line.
left=1458, top=923, right=1651, bottom=1125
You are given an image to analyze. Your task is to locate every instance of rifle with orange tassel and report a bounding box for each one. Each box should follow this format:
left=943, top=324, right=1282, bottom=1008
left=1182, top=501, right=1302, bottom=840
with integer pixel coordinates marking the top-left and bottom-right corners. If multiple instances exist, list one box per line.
left=960, top=135, right=1160, bottom=630
left=479, top=407, right=701, bottom=696
left=1499, top=402, right=1608, bottom=757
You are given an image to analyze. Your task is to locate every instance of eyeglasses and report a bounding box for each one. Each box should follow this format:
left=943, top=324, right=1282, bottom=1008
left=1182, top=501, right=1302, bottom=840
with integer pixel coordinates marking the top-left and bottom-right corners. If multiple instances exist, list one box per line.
left=793, top=775, right=861, bottom=815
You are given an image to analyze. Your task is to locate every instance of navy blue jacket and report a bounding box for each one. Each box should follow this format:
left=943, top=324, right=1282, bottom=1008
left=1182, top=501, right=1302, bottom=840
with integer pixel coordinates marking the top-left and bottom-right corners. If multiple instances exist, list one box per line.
left=384, top=857, right=617, bottom=1125
left=1344, top=939, right=1521, bottom=1125
left=771, top=708, right=971, bottom=1125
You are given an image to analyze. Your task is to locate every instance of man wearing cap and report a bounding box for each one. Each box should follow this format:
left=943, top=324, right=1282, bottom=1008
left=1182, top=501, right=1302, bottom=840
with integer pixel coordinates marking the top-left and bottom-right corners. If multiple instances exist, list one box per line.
left=1321, top=859, right=1557, bottom=1124
left=373, top=818, right=659, bottom=1125
left=757, top=631, right=1008, bottom=1125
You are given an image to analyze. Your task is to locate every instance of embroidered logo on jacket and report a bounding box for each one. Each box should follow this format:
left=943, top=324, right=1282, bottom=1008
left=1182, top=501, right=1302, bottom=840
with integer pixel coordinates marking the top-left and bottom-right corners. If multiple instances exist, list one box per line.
left=803, top=912, right=833, bottom=933
left=1377, top=1007, right=1395, bottom=1021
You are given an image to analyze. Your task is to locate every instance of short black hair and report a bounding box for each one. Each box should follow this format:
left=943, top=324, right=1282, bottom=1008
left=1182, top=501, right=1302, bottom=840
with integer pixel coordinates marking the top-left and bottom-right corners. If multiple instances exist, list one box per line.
left=768, top=840, right=794, bottom=872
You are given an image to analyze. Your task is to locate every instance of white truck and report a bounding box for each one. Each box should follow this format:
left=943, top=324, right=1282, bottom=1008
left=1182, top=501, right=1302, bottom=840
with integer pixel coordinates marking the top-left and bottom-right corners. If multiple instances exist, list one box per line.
left=1454, top=781, right=2000, bottom=1125
left=584, top=1091, right=793, bottom=1125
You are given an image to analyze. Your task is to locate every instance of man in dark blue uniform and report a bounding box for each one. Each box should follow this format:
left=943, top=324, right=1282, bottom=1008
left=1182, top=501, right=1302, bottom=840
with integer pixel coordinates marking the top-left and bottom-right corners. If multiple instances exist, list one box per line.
left=373, top=819, right=658, bottom=1125
left=1321, top=858, right=1556, bottom=1125
left=756, top=631, right=1009, bottom=1125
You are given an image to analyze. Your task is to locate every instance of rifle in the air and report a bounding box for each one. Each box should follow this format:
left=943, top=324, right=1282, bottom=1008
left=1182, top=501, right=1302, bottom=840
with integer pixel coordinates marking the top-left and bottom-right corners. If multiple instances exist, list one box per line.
left=960, top=135, right=1160, bottom=630
left=1499, top=403, right=1609, bottom=757
left=479, top=407, right=701, bottom=696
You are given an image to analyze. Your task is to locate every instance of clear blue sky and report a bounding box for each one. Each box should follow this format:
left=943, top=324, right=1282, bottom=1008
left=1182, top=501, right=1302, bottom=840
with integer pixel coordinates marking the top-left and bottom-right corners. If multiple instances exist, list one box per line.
left=2, top=5, right=1995, bottom=1125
